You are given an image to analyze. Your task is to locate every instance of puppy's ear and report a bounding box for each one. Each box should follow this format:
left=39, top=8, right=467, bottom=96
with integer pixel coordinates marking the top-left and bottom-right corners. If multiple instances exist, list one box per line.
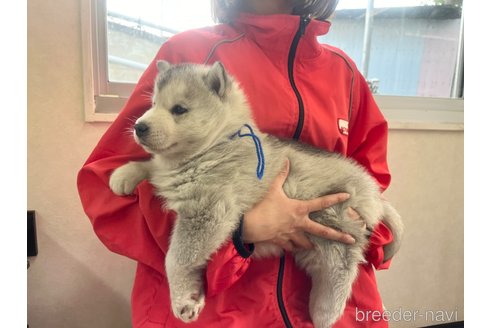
left=204, top=62, right=229, bottom=98
left=157, top=60, right=171, bottom=73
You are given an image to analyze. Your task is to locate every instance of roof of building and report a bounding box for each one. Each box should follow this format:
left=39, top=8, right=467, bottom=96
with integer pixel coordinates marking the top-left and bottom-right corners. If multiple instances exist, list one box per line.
left=333, top=5, right=462, bottom=20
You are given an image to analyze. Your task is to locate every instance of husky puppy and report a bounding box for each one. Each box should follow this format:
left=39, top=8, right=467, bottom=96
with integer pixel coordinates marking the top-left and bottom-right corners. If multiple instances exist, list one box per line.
left=110, top=61, right=403, bottom=328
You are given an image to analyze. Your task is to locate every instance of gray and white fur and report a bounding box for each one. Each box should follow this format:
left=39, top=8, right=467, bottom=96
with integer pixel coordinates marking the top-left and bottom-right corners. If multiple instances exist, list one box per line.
left=109, top=61, right=404, bottom=327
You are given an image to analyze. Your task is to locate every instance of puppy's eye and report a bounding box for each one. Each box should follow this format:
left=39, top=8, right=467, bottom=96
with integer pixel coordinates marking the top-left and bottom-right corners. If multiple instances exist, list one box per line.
left=171, top=105, right=189, bottom=116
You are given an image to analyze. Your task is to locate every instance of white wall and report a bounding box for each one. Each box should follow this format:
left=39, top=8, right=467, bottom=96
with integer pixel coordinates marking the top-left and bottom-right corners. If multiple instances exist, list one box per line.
left=27, top=1, right=134, bottom=327
left=380, top=130, right=464, bottom=327
left=27, top=0, right=463, bottom=327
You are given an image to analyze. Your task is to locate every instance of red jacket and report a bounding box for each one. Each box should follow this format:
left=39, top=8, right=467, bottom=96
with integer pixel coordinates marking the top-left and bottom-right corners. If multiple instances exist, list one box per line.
left=78, top=13, right=394, bottom=328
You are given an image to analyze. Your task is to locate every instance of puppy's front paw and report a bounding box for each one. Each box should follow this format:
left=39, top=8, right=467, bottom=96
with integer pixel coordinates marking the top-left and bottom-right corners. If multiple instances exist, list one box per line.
left=172, top=291, right=205, bottom=323
left=109, top=163, right=146, bottom=196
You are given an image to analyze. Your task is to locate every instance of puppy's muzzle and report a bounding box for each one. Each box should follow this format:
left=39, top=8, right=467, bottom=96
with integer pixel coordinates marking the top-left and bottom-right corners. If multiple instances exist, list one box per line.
left=134, top=123, right=150, bottom=138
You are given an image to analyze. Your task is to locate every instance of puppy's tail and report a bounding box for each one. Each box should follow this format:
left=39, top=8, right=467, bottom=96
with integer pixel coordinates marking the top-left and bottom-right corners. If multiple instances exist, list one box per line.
left=381, top=200, right=404, bottom=262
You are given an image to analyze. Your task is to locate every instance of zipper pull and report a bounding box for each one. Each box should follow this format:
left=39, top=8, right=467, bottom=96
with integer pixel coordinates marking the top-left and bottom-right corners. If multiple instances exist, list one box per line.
left=299, top=16, right=311, bottom=36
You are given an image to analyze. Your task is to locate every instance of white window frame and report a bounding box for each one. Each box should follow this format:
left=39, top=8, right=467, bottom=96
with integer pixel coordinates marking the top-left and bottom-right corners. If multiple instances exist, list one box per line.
left=81, top=0, right=134, bottom=122
left=80, top=0, right=464, bottom=130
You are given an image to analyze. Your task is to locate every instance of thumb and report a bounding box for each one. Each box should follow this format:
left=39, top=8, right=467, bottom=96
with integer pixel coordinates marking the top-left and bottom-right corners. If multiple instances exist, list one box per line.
left=270, top=158, right=290, bottom=191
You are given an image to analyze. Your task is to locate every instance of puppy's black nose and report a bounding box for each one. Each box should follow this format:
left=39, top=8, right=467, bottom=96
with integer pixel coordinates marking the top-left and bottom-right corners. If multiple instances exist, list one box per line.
left=134, top=123, right=149, bottom=138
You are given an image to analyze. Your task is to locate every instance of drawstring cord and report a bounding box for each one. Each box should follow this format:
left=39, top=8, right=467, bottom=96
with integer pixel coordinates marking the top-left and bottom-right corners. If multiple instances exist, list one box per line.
left=229, top=124, right=265, bottom=180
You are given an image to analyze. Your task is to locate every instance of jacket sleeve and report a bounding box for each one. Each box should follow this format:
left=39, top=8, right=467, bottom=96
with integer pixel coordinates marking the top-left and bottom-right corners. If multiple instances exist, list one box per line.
left=347, top=70, right=395, bottom=269
left=347, top=71, right=391, bottom=192
left=77, top=40, right=253, bottom=289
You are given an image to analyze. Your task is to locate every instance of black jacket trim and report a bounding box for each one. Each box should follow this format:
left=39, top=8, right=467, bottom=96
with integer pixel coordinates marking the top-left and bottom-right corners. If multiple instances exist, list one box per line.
left=232, top=215, right=255, bottom=258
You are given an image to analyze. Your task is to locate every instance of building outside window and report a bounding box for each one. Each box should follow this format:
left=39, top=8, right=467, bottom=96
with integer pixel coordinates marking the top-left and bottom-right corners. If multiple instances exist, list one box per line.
left=82, top=0, right=463, bottom=127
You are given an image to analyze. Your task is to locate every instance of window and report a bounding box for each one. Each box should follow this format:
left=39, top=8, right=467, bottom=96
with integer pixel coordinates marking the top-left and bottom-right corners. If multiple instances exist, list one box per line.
left=81, top=0, right=463, bottom=129
left=105, top=0, right=214, bottom=84
left=81, top=0, right=214, bottom=121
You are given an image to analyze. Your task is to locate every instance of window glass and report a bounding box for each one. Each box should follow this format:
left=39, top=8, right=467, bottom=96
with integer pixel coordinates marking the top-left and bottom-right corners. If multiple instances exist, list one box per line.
left=104, top=0, right=463, bottom=98
left=106, top=0, right=214, bottom=83
left=322, top=0, right=463, bottom=97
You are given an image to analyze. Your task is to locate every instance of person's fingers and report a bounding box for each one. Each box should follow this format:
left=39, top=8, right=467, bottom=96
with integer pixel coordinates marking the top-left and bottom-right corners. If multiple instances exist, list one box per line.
left=289, top=232, right=314, bottom=250
left=284, top=243, right=294, bottom=252
left=302, top=218, right=355, bottom=244
left=346, top=207, right=367, bottom=230
left=269, top=159, right=290, bottom=191
left=346, top=207, right=361, bottom=220
left=295, top=193, right=350, bottom=216
left=273, top=238, right=295, bottom=252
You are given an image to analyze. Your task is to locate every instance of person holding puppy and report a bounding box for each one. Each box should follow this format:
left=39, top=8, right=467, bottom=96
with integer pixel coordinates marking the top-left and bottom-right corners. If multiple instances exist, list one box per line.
left=78, top=0, right=396, bottom=327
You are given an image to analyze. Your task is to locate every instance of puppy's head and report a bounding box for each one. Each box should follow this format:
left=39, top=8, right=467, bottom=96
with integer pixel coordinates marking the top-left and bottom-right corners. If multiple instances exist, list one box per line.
left=134, top=61, right=250, bottom=158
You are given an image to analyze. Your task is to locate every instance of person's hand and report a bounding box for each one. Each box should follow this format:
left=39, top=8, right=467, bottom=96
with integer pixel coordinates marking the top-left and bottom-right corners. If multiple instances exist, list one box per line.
left=242, top=159, right=363, bottom=252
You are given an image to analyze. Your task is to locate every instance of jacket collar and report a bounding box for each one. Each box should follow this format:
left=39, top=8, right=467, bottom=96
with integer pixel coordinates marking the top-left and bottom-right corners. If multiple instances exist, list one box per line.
left=231, top=13, right=331, bottom=60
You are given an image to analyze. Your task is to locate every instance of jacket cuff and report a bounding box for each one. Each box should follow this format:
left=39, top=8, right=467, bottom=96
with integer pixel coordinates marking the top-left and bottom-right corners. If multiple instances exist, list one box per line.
left=365, top=221, right=394, bottom=270
left=232, top=215, right=255, bottom=258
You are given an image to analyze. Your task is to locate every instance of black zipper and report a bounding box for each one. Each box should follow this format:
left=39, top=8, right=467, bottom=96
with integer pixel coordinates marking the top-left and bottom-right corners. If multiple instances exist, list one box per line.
left=288, top=16, right=310, bottom=141
left=277, top=255, right=293, bottom=328
left=276, top=16, right=311, bottom=328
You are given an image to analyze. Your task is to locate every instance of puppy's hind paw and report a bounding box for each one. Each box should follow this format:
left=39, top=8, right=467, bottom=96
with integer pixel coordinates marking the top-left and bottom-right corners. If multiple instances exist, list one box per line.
left=172, top=292, right=205, bottom=323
